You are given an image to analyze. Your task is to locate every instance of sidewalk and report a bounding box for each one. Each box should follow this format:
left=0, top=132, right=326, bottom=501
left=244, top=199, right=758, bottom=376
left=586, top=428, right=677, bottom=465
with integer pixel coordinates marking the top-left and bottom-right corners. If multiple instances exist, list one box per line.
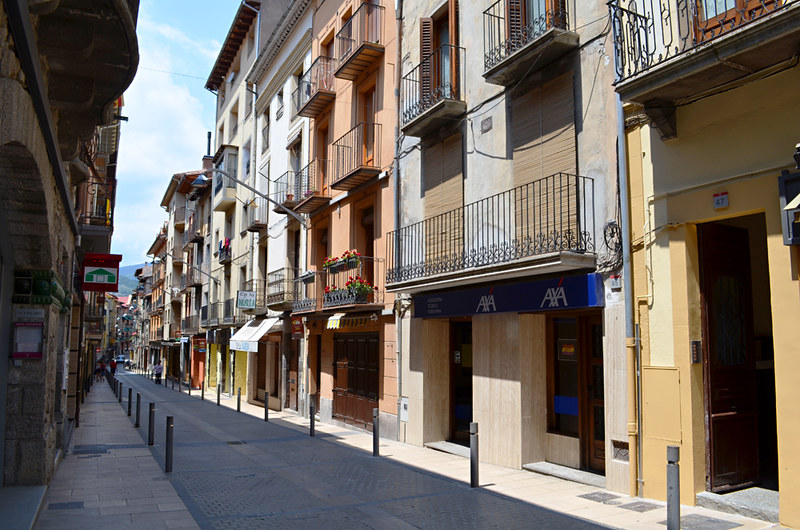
left=33, top=377, right=198, bottom=529
left=30, top=369, right=781, bottom=529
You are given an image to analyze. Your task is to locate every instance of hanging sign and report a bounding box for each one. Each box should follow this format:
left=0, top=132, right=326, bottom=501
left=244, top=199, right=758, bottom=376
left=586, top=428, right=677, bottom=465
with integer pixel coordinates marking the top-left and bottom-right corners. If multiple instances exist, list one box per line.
left=82, top=253, right=123, bottom=292
left=292, top=317, right=304, bottom=338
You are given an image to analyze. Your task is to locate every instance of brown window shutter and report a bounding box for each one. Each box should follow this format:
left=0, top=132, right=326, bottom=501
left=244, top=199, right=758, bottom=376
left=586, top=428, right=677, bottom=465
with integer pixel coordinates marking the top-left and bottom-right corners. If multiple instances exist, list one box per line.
left=423, top=133, right=464, bottom=262
left=506, top=0, right=526, bottom=39
left=420, top=17, right=434, bottom=104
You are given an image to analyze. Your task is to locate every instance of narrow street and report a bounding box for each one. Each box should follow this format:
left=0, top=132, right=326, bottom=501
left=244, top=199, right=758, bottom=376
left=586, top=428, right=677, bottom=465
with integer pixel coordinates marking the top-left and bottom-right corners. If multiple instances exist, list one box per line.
left=33, top=369, right=771, bottom=529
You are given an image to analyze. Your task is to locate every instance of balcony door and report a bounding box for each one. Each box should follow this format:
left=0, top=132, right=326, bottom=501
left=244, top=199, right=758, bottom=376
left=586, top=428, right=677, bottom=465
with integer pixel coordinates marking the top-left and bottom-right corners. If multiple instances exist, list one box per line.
left=316, top=124, right=330, bottom=196
left=359, top=86, right=376, bottom=167
left=694, top=0, right=782, bottom=42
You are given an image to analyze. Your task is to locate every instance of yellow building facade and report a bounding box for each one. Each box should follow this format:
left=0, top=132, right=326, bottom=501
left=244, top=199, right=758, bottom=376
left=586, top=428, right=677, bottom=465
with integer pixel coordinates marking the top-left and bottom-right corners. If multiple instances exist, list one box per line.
left=623, top=51, right=800, bottom=527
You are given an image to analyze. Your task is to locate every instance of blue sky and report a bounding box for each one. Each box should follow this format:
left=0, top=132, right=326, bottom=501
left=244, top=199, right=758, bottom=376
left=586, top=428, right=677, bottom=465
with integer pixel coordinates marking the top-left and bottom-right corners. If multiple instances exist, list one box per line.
left=112, top=0, right=242, bottom=266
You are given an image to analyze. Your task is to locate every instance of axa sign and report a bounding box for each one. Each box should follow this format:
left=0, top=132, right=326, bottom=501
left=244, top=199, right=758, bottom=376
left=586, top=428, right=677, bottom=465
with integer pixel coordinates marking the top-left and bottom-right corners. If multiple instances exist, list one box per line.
left=414, top=273, right=603, bottom=318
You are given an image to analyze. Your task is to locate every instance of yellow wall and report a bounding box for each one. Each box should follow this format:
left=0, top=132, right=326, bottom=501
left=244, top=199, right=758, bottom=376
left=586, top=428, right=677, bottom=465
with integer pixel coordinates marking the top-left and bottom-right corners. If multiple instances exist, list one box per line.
left=630, top=64, right=800, bottom=523
left=207, top=345, right=218, bottom=387
left=233, top=350, right=247, bottom=398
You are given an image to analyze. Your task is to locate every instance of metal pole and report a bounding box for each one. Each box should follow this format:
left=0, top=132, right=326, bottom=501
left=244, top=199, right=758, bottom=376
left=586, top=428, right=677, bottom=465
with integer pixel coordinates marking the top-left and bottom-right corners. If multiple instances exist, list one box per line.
left=264, top=400, right=268, bottom=422
left=217, top=384, right=220, bottom=406
left=171, top=376, right=175, bottom=390
left=165, top=416, right=174, bottom=473
left=237, top=387, right=241, bottom=412
left=201, top=381, right=204, bottom=401
left=372, top=408, right=379, bottom=457
left=127, top=388, right=132, bottom=416
left=148, top=403, right=155, bottom=446
left=470, top=422, right=479, bottom=488
left=310, top=403, right=315, bottom=437
left=135, top=392, right=141, bottom=428
left=667, top=445, right=680, bottom=530
left=118, top=382, right=123, bottom=403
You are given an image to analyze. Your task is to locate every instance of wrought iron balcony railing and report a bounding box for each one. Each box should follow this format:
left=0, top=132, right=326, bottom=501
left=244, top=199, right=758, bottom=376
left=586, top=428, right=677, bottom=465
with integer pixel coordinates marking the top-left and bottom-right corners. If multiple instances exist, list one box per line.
left=266, top=267, right=298, bottom=308
left=293, top=271, right=322, bottom=313
left=273, top=170, right=299, bottom=212
left=79, top=180, right=115, bottom=227
left=331, top=122, right=381, bottom=190
left=173, top=205, right=186, bottom=226
left=293, top=56, right=336, bottom=118
left=207, top=302, right=220, bottom=327
left=293, top=159, right=333, bottom=214
left=335, top=2, right=385, bottom=80
left=200, top=304, right=209, bottom=327
left=243, top=278, right=268, bottom=312
left=401, top=44, right=466, bottom=136
left=182, top=314, right=199, bottom=335
left=483, top=0, right=570, bottom=73
left=386, top=172, right=595, bottom=285
left=609, top=0, right=795, bottom=83
left=246, top=196, right=269, bottom=232
left=153, top=328, right=164, bottom=341
left=219, top=245, right=232, bottom=264
left=321, top=256, right=385, bottom=309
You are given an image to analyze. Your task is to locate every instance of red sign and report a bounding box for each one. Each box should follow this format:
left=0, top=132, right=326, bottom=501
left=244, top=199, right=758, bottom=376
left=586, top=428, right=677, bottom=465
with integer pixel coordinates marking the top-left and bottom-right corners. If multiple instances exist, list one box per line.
left=292, top=317, right=304, bottom=338
left=82, top=253, right=123, bottom=292
left=194, top=338, right=207, bottom=354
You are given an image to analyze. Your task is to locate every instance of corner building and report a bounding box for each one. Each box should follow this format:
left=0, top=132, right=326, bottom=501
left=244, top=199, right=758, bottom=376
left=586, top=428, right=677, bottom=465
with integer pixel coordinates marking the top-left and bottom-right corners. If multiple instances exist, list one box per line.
left=392, top=0, right=627, bottom=491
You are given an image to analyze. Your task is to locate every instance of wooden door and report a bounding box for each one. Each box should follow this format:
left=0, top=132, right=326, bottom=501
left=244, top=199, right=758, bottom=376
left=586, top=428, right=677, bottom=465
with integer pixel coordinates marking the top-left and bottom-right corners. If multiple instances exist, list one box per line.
left=287, top=342, right=298, bottom=410
left=583, top=315, right=605, bottom=473
left=360, top=87, right=376, bottom=167
left=333, top=333, right=379, bottom=428
left=699, top=222, right=759, bottom=491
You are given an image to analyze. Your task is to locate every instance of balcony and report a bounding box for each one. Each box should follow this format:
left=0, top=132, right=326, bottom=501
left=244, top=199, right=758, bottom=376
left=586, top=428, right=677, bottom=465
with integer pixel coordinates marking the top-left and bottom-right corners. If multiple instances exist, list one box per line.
left=155, top=293, right=164, bottom=309
left=186, top=267, right=203, bottom=288
left=335, top=2, right=386, bottom=80
left=173, top=206, right=186, bottom=228
left=293, top=56, right=336, bottom=118
left=219, top=244, right=232, bottom=264
left=153, top=328, right=164, bottom=341
left=386, top=172, right=596, bottom=291
left=401, top=45, right=467, bottom=137
left=222, top=298, right=246, bottom=326
left=609, top=0, right=800, bottom=139
left=85, top=321, right=103, bottom=338
left=200, top=304, right=209, bottom=327
left=84, top=304, right=104, bottom=320
left=246, top=196, right=269, bottom=232
left=207, top=302, right=220, bottom=327
left=292, top=272, right=322, bottom=313
left=182, top=314, right=199, bottom=335
left=273, top=170, right=299, bottom=213
left=483, top=0, right=578, bottom=86
left=321, top=256, right=385, bottom=309
left=212, top=145, right=238, bottom=212
left=183, top=213, right=203, bottom=249
left=293, top=159, right=333, bottom=213
left=331, top=123, right=381, bottom=191
left=266, top=267, right=298, bottom=311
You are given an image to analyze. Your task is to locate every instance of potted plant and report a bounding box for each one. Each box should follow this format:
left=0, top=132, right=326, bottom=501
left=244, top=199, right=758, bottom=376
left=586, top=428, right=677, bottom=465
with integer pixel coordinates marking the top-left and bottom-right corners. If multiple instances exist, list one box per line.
left=345, top=276, right=373, bottom=304
left=341, top=249, right=362, bottom=269
left=323, top=285, right=343, bottom=307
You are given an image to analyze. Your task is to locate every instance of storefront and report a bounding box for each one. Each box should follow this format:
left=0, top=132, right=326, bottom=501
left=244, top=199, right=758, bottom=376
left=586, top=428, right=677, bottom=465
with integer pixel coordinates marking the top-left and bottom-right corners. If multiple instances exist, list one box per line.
left=403, top=273, right=609, bottom=474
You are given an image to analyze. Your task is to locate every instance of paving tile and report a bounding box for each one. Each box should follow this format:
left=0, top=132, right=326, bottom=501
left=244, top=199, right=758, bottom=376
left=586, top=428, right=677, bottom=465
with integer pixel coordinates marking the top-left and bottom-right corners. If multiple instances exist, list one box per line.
left=46, top=501, right=84, bottom=510
left=659, top=513, right=743, bottom=529
left=578, top=491, right=623, bottom=503
left=619, top=500, right=663, bottom=512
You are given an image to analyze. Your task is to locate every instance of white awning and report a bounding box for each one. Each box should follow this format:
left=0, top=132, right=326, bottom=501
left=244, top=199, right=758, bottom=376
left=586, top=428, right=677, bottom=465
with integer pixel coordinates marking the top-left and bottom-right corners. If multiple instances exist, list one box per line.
left=326, top=313, right=377, bottom=330
left=326, top=313, right=346, bottom=329
left=230, top=317, right=278, bottom=352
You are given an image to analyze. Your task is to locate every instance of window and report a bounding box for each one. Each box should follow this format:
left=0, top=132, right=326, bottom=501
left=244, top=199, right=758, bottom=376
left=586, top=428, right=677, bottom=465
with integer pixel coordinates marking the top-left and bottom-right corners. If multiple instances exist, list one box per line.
left=276, top=90, right=285, bottom=120
left=261, top=114, right=270, bottom=152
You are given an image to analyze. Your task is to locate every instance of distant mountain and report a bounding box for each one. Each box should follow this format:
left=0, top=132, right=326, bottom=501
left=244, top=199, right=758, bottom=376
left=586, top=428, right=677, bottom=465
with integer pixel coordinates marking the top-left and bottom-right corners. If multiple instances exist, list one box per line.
left=115, top=262, right=145, bottom=296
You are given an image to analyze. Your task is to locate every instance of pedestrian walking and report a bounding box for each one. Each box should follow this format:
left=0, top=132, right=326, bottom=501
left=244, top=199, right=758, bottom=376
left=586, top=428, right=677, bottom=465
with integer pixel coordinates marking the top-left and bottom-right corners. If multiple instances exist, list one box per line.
left=99, top=360, right=106, bottom=382
left=95, top=361, right=103, bottom=382
left=154, top=360, right=163, bottom=385
left=110, top=359, right=117, bottom=376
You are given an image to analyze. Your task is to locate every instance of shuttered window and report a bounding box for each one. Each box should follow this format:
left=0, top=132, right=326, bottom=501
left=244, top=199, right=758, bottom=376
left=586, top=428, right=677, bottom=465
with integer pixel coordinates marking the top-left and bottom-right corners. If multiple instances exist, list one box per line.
left=420, top=17, right=433, bottom=103
left=423, top=133, right=464, bottom=263
left=511, top=72, right=577, bottom=240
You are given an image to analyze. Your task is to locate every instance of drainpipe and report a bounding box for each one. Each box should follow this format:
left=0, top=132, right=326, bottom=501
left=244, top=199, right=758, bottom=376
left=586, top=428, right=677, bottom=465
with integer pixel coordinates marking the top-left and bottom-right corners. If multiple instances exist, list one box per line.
left=393, top=0, right=404, bottom=441
left=617, top=93, right=641, bottom=497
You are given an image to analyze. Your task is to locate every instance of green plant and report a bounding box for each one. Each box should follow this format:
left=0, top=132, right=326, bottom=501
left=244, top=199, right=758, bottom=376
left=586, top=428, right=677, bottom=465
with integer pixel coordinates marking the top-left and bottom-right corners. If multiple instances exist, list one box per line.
left=322, top=255, right=338, bottom=268
left=345, top=276, right=373, bottom=297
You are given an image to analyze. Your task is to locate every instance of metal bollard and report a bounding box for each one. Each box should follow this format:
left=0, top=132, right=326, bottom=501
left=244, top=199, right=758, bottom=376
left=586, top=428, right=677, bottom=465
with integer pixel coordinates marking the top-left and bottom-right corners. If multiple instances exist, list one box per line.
left=201, top=381, right=204, bottom=401
left=118, top=383, right=123, bottom=403
left=217, top=384, right=220, bottom=406
left=237, top=387, right=241, bottom=412
left=165, top=416, right=174, bottom=473
left=310, top=403, right=315, bottom=437
left=135, top=393, right=141, bottom=428
left=188, top=380, right=191, bottom=396
left=148, top=403, right=155, bottom=446
left=171, top=377, right=175, bottom=390
left=667, top=445, right=680, bottom=530
left=127, top=388, right=132, bottom=416
left=470, top=422, right=479, bottom=488
left=372, top=408, right=380, bottom=457
left=264, top=400, right=269, bottom=422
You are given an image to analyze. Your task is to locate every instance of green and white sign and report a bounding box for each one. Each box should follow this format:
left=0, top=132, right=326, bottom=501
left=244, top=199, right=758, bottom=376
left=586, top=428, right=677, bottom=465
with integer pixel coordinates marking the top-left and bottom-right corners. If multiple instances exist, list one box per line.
left=84, top=267, right=117, bottom=285
left=237, top=290, right=256, bottom=309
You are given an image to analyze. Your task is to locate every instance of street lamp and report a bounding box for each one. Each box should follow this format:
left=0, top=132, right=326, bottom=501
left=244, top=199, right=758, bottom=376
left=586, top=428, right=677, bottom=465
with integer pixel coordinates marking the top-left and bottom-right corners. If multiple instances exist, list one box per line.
left=193, top=168, right=310, bottom=230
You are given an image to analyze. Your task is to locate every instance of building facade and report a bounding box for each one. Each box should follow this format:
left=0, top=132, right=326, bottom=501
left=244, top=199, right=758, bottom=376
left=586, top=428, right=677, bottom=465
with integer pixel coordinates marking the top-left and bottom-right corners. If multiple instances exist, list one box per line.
left=610, top=0, right=800, bottom=524
left=392, top=0, right=626, bottom=491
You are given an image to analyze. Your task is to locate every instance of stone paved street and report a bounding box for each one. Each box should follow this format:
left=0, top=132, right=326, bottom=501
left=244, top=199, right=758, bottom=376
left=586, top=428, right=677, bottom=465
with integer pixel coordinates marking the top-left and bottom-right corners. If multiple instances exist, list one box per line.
left=33, top=370, right=777, bottom=529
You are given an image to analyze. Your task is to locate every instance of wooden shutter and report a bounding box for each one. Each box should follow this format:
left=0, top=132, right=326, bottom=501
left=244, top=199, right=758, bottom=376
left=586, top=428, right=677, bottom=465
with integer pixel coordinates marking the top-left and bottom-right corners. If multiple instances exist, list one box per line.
left=511, top=72, right=576, bottom=242
left=423, top=134, right=463, bottom=263
left=506, top=0, right=526, bottom=39
left=420, top=18, right=434, bottom=105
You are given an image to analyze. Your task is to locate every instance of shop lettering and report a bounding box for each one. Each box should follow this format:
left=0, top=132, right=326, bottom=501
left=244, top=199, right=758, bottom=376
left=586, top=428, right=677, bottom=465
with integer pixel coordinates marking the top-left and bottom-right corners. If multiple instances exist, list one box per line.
left=540, top=287, right=568, bottom=308
left=476, top=294, right=496, bottom=313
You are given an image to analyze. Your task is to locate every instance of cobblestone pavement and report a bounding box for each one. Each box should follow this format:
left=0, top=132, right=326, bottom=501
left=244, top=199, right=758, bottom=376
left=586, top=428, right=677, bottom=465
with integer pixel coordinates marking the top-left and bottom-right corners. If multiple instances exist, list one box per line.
left=35, top=369, right=776, bottom=529
left=120, top=373, right=604, bottom=529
